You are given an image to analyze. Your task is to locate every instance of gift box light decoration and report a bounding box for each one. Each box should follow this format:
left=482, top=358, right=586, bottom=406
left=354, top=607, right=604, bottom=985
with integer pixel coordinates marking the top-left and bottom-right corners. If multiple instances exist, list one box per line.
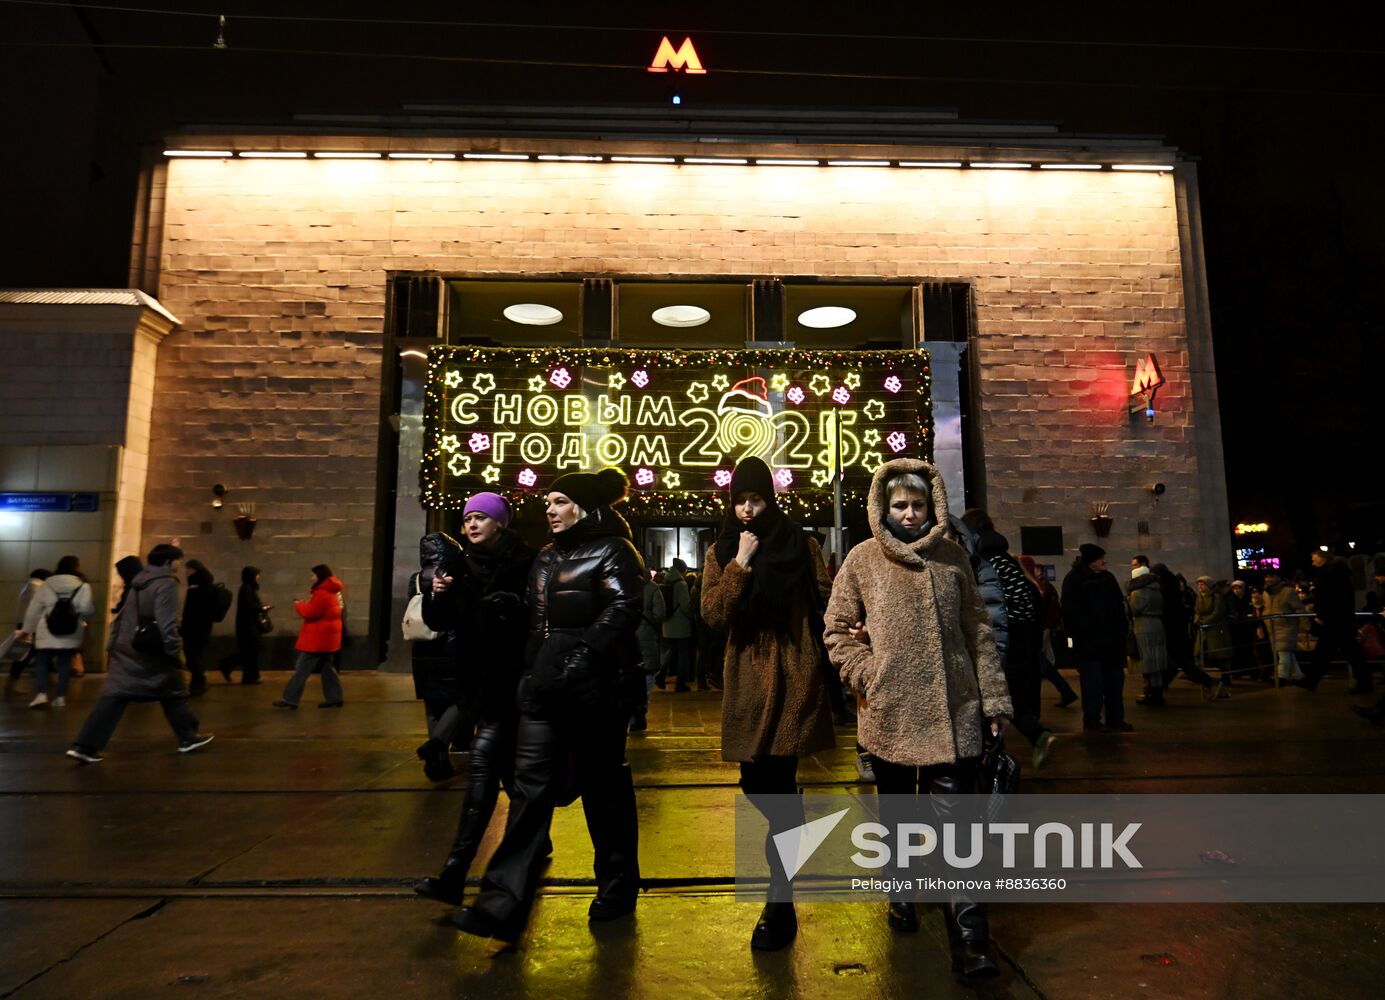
left=421, top=347, right=931, bottom=517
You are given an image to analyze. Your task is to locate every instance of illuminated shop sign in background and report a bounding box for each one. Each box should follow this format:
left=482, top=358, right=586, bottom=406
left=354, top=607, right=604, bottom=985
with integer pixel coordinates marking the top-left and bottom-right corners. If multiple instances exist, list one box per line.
left=422, top=348, right=931, bottom=517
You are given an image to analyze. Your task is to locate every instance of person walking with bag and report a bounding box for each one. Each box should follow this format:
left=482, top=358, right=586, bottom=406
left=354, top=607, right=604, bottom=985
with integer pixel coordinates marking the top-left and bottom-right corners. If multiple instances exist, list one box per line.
left=273, top=565, right=345, bottom=709
left=701, top=456, right=836, bottom=952
left=220, top=567, right=269, bottom=685
left=414, top=493, right=535, bottom=902
left=21, top=555, right=96, bottom=710
left=6, top=569, right=49, bottom=696
left=405, top=533, right=465, bottom=780
left=453, top=469, right=644, bottom=943
left=823, top=459, right=1010, bottom=979
left=65, top=545, right=213, bottom=762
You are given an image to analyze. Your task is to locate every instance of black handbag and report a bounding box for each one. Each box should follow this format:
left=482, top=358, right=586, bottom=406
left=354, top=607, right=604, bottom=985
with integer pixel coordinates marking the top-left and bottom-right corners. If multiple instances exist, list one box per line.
left=257, top=609, right=274, bottom=634
left=978, top=732, right=1021, bottom=822
left=130, top=582, right=165, bottom=657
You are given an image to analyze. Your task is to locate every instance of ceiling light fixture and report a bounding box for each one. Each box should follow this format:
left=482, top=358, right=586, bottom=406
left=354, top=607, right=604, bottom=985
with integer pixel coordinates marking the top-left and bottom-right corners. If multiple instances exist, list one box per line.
left=463, top=153, right=530, bottom=160
left=387, top=152, right=456, bottom=160
left=683, top=157, right=748, bottom=165
left=898, top=161, right=963, bottom=168
left=970, top=162, right=1032, bottom=169
left=610, top=155, right=677, bottom=163
left=755, top=159, right=820, bottom=166
left=1038, top=163, right=1103, bottom=170
left=314, top=152, right=382, bottom=159
left=1112, top=164, right=1175, bottom=172
left=537, top=155, right=604, bottom=162
left=239, top=151, right=307, bottom=159
left=826, top=160, right=890, bottom=167
left=503, top=304, right=564, bottom=326
left=651, top=305, right=711, bottom=327
left=163, top=150, right=232, bottom=157
left=797, top=306, right=857, bottom=329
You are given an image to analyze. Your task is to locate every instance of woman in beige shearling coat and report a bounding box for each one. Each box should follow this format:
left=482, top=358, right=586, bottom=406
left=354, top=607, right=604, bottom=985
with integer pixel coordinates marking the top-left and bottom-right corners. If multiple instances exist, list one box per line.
left=824, top=457, right=1011, bottom=980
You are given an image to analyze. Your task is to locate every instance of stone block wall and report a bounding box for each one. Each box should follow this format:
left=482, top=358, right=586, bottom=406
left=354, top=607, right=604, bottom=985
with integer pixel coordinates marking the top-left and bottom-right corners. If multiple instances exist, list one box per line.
left=144, top=143, right=1231, bottom=662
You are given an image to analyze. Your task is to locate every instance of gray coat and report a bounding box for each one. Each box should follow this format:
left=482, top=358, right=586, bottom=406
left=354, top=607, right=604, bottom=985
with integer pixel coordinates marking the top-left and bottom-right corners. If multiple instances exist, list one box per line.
left=1127, top=571, right=1169, bottom=677
left=102, top=565, right=188, bottom=700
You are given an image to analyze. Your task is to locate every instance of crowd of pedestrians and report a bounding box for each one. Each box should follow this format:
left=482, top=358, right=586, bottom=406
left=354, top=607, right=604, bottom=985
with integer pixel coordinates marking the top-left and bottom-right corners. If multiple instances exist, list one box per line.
left=7, top=460, right=1385, bottom=975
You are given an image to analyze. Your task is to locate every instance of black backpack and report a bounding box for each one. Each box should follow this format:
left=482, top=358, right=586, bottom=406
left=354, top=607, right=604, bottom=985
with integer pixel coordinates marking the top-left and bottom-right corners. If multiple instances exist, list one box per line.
left=210, top=583, right=233, bottom=623
left=46, top=587, right=82, bottom=636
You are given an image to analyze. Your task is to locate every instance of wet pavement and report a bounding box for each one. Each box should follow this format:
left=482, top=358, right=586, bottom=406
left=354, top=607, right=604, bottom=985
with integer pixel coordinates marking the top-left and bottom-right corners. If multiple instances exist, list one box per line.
left=2, top=667, right=1384, bottom=999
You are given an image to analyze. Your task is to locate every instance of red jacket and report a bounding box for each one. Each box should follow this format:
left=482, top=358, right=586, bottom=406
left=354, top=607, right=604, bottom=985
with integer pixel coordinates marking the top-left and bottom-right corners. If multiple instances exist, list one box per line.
left=295, top=577, right=344, bottom=653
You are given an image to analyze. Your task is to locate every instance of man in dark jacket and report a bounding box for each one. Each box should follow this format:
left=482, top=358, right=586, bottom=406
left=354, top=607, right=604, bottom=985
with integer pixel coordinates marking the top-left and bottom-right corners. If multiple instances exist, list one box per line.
left=1061, top=543, right=1132, bottom=732
left=1304, top=549, right=1370, bottom=693
left=1152, top=562, right=1217, bottom=691
left=180, top=560, right=217, bottom=697
left=66, top=544, right=213, bottom=762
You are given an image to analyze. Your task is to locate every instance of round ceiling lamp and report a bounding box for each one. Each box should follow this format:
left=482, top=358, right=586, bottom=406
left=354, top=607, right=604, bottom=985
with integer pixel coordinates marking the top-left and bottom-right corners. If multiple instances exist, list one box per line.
left=651, top=305, right=711, bottom=328
left=503, top=303, right=564, bottom=326
left=797, top=306, right=857, bottom=329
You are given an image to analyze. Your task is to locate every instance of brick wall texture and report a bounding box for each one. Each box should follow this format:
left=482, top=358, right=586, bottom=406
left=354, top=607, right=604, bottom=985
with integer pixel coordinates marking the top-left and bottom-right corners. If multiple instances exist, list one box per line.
left=147, top=151, right=1227, bottom=650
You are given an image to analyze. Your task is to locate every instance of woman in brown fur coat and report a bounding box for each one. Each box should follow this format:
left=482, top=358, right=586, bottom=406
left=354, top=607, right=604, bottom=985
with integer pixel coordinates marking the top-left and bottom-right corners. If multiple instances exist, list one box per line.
left=824, top=457, right=1011, bottom=980
left=701, top=456, right=835, bottom=952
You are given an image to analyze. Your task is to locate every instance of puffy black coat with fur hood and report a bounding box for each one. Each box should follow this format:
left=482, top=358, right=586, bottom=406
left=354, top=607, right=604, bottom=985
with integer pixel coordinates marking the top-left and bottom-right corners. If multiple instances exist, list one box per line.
left=823, top=458, right=1011, bottom=767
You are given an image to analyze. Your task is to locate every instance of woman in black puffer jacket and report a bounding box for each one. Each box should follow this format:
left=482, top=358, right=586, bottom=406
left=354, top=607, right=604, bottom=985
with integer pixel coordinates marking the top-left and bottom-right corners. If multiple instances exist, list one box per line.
left=453, top=468, right=645, bottom=943
left=413, top=495, right=534, bottom=902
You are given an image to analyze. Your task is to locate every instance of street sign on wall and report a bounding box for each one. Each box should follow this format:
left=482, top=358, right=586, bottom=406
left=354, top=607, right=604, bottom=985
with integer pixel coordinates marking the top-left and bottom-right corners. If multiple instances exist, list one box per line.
left=0, top=493, right=100, bottom=513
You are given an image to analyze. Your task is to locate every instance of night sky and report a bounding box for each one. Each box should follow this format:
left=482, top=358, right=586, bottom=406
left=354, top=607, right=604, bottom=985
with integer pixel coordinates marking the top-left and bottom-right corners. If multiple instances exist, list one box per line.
left=4, top=2, right=1379, bottom=564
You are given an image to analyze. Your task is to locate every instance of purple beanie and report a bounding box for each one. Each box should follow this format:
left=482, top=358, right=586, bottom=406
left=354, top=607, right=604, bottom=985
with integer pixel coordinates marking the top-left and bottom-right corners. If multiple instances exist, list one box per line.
left=463, top=492, right=511, bottom=528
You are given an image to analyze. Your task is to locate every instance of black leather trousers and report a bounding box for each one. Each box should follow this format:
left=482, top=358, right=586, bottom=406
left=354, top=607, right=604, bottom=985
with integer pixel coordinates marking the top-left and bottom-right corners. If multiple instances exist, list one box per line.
left=872, top=756, right=990, bottom=946
left=442, top=716, right=515, bottom=874
left=470, top=711, right=639, bottom=932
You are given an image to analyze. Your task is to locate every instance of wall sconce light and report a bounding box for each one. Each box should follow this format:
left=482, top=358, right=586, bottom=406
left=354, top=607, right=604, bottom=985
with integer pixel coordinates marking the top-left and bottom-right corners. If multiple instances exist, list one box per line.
left=211, top=483, right=227, bottom=510
left=1149, top=482, right=1166, bottom=503
left=1089, top=502, right=1114, bottom=538
left=233, top=503, right=257, bottom=540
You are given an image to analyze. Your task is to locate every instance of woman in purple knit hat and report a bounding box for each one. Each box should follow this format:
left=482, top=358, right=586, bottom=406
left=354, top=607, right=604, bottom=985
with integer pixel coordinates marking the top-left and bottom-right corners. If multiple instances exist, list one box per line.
left=413, top=491, right=536, bottom=905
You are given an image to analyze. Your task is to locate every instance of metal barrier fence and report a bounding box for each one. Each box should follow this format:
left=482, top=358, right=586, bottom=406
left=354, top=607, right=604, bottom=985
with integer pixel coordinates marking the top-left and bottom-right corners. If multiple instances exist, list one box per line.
left=1191, top=611, right=1385, bottom=690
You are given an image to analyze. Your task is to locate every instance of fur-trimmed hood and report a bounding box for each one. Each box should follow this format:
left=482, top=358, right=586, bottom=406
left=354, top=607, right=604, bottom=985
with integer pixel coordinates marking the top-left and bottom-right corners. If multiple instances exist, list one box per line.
left=867, top=458, right=960, bottom=568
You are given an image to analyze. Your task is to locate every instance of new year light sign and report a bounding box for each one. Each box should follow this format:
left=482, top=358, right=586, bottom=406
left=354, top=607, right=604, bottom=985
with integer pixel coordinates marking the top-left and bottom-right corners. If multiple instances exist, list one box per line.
left=423, top=348, right=931, bottom=515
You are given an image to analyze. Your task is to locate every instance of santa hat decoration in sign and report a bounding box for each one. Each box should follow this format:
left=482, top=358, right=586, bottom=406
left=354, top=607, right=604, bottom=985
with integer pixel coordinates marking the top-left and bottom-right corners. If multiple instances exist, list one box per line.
left=718, top=376, right=772, bottom=419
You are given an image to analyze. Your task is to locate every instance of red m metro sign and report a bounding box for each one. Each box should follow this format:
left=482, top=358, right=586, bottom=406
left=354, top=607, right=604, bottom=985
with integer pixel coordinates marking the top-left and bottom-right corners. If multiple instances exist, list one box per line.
left=647, top=36, right=706, bottom=74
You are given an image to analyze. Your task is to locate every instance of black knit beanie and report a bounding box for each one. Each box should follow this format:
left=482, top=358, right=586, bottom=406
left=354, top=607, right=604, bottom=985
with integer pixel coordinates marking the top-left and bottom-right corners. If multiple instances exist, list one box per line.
left=549, top=467, right=629, bottom=511
left=1078, top=543, right=1106, bottom=566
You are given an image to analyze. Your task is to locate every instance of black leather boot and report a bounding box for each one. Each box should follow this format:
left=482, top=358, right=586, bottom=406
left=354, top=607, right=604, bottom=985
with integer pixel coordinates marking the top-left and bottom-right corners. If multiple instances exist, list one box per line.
left=414, top=855, right=470, bottom=905
left=887, top=901, right=919, bottom=932
left=945, top=900, right=1001, bottom=979
left=750, top=902, right=798, bottom=950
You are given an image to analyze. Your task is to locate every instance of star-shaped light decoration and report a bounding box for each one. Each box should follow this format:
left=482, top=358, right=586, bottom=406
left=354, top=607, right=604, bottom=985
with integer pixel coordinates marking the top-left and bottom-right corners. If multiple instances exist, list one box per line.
left=832, top=386, right=851, bottom=405
left=635, top=467, right=656, bottom=487
left=883, top=374, right=902, bottom=394
left=472, top=372, right=496, bottom=395
left=712, top=469, right=733, bottom=488
left=775, top=468, right=794, bottom=488
left=608, top=371, right=627, bottom=391
left=886, top=431, right=908, bottom=453
left=786, top=386, right=806, bottom=405
left=527, top=374, right=547, bottom=393
left=468, top=432, right=490, bottom=453
left=811, top=468, right=833, bottom=487
left=481, top=465, right=501, bottom=484
left=844, top=371, right=862, bottom=390
left=447, top=453, right=472, bottom=477
left=663, top=471, right=681, bottom=488
left=687, top=381, right=710, bottom=404
left=863, top=451, right=885, bottom=470
left=863, top=399, right=886, bottom=421
left=517, top=468, right=537, bottom=487
left=808, top=373, right=832, bottom=397
left=439, top=434, right=461, bottom=453
left=862, top=428, right=882, bottom=446
left=549, top=367, right=573, bottom=389
left=443, top=369, right=463, bottom=388
left=769, top=372, right=790, bottom=393
left=630, top=369, right=650, bottom=388
left=711, top=373, right=730, bottom=392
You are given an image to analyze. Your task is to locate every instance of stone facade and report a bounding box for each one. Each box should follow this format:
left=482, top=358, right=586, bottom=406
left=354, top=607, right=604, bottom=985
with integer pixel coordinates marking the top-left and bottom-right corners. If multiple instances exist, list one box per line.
left=137, top=138, right=1231, bottom=662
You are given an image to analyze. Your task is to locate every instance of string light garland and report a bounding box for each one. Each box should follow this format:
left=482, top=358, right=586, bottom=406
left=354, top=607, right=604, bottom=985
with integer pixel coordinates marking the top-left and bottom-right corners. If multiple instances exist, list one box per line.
left=420, top=346, right=931, bottom=514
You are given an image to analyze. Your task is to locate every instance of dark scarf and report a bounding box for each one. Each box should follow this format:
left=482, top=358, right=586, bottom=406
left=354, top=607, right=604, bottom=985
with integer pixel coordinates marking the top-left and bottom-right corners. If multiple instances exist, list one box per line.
left=714, top=501, right=810, bottom=648
left=553, top=504, right=633, bottom=553
left=462, top=529, right=526, bottom=592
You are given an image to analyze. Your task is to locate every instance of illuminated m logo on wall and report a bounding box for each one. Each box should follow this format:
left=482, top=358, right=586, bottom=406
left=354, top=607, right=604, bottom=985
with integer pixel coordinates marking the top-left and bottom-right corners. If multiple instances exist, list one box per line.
left=1130, top=354, right=1165, bottom=396
left=647, top=36, right=707, bottom=74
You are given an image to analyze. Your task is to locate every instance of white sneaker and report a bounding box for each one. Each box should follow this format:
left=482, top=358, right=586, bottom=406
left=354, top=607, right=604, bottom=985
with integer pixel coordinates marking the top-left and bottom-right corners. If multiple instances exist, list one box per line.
left=51, top=696, right=66, bottom=708
left=28, top=693, right=49, bottom=709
